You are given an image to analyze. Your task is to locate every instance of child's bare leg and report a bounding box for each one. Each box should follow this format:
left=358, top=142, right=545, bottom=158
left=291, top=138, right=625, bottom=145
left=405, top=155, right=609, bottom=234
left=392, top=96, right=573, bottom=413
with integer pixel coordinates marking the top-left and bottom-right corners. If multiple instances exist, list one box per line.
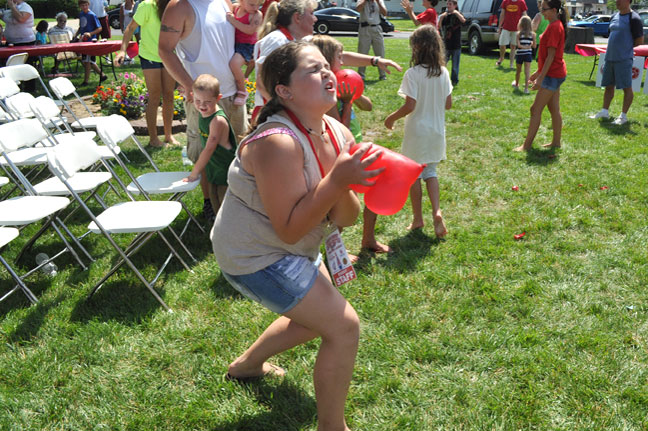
left=543, top=89, right=562, bottom=148
left=425, top=177, right=447, bottom=238
left=408, top=179, right=424, bottom=230
left=514, top=87, right=554, bottom=151
left=229, top=53, right=247, bottom=94
left=83, top=61, right=91, bottom=83
left=513, top=63, right=521, bottom=87
left=361, top=207, right=391, bottom=253
left=524, top=61, right=531, bottom=92
left=161, top=67, right=181, bottom=146
left=244, top=60, right=255, bottom=78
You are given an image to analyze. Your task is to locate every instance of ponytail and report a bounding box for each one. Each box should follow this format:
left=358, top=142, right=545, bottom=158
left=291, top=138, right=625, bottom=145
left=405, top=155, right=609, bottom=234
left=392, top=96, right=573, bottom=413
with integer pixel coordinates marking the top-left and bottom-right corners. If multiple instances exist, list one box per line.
left=258, top=2, right=279, bottom=39
left=254, top=97, right=284, bottom=130
left=545, top=0, right=569, bottom=34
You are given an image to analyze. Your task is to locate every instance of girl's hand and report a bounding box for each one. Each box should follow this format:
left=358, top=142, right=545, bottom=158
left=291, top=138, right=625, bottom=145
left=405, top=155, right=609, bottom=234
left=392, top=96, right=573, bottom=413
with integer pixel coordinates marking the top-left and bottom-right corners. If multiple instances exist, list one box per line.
left=337, top=82, right=356, bottom=103
left=183, top=174, right=199, bottom=183
left=329, top=143, right=384, bottom=189
left=531, top=78, right=542, bottom=91
left=384, top=114, right=395, bottom=130
left=400, top=0, right=412, bottom=12
left=226, top=12, right=235, bottom=23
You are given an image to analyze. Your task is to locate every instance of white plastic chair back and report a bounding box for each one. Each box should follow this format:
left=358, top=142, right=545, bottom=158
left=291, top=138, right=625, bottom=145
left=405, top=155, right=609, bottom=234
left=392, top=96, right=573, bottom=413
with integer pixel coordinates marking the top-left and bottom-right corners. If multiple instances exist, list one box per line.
left=0, top=77, right=20, bottom=99
left=96, top=115, right=136, bottom=149
left=0, top=118, right=49, bottom=152
left=2, top=64, right=39, bottom=83
left=48, top=139, right=102, bottom=180
left=49, top=76, right=77, bottom=99
left=5, top=92, right=36, bottom=119
left=6, top=53, right=28, bottom=66
left=0, top=105, right=9, bottom=123
left=29, top=96, right=62, bottom=124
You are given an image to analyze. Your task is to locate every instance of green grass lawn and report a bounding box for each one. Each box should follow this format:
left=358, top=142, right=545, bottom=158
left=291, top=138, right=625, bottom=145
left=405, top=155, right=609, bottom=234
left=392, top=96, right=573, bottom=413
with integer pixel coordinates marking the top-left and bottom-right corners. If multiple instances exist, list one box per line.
left=1, top=38, right=648, bottom=430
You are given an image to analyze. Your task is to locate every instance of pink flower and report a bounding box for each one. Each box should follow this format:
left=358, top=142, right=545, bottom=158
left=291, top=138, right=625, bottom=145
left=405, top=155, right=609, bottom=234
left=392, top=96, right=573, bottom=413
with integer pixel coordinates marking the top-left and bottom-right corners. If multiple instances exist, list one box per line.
left=124, top=72, right=130, bottom=79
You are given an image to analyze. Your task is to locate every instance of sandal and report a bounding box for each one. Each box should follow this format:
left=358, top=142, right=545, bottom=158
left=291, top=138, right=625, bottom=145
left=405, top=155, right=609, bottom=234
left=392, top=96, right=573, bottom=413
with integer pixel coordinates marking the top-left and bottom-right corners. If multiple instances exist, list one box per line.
left=233, top=90, right=248, bottom=106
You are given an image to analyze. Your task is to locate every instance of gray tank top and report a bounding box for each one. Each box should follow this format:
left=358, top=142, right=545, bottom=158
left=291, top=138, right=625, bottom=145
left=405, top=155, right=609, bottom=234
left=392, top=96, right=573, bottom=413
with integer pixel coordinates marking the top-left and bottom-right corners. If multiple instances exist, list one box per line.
left=211, top=113, right=348, bottom=275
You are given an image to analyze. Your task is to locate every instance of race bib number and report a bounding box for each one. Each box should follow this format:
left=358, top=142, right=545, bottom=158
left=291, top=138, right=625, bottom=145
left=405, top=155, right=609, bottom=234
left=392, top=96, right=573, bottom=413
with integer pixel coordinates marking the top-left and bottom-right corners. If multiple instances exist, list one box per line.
left=325, top=229, right=357, bottom=287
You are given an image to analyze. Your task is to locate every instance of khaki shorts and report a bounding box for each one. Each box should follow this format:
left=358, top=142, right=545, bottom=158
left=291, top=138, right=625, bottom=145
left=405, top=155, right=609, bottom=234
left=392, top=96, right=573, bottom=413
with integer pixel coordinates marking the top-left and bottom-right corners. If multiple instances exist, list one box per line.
left=184, top=96, right=249, bottom=163
left=499, top=29, right=518, bottom=46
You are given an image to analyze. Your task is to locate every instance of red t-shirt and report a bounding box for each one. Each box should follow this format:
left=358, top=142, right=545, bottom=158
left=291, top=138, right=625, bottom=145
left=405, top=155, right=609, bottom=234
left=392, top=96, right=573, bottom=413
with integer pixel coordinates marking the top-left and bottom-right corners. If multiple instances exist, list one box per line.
left=417, top=8, right=438, bottom=27
left=538, top=20, right=566, bottom=78
left=501, top=0, right=527, bottom=31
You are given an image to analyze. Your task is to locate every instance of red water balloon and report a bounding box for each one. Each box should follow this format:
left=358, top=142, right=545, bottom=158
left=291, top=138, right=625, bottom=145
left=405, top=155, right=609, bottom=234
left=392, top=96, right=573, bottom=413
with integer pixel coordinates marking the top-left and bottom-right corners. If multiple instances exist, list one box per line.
left=126, top=42, right=139, bottom=59
left=349, top=143, right=424, bottom=216
left=335, top=69, right=364, bottom=102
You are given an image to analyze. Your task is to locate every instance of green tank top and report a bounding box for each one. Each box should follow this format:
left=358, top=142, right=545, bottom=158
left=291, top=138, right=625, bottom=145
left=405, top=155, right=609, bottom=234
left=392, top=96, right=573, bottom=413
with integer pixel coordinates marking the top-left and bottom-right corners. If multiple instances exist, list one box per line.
left=337, top=100, right=362, bottom=142
left=536, top=16, right=549, bottom=44
left=198, top=108, right=237, bottom=185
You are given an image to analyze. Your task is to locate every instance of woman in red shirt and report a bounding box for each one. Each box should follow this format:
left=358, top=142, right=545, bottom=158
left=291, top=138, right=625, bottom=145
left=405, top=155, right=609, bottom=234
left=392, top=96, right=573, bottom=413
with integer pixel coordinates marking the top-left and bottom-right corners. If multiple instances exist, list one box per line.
left=401, top=0, right=438, bottom=27
left=515, top=0, right=567, bottom=151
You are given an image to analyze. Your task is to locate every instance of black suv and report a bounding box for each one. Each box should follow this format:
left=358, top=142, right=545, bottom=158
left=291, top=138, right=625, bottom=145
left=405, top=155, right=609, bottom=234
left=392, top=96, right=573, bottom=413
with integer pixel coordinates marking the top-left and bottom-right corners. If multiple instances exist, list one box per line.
left=458, top=0, right=539, bottom=54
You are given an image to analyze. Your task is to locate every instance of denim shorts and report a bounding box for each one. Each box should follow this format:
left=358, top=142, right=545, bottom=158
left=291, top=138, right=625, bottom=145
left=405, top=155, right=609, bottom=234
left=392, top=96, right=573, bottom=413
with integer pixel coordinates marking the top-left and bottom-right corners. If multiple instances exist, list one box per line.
left=234, top=42, right=255, bottom=62
left=419, top=162, right=438, bottom=180
left=601, top=58, right=632, bottom=89
left=541, top=76, right=566, bottom=91
left=222, top=254, right=322, bottom=314
left=140, top=56, right=164, bottom=70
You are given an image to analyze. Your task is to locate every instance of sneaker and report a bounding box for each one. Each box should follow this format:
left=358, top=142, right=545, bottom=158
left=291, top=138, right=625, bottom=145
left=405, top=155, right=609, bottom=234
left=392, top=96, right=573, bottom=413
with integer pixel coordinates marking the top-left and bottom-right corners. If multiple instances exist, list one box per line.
left=612, top=115, right=628, bottom=125
left=589, top=110, right=609, bottom=119
left=511, top=80, right=519, bottom=88
left=524, top=88, right=530, bottom=94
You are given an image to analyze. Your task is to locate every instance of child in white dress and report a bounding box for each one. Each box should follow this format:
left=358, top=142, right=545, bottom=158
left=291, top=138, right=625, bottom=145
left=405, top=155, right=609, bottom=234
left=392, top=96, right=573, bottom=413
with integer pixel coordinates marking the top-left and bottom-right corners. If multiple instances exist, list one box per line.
left=385, top=25, right=453, bottom=238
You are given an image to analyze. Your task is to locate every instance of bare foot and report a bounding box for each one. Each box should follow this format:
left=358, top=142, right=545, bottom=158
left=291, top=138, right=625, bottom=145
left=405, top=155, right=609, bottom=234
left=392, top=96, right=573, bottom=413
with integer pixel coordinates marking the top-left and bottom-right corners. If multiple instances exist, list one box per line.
left=433, top=215, right=447, bottom=238
left=361, top=241, right=392, bottom=254
left=227, top=361, right=285, bottom=381
left=149, top=138, right=165, bottom=148
left=165, top=135, right=182, bottom=146
left=542, top=143, right=561, bottom=148
left=513, top=145, right=530, bottom=152
left=407, top=221, right=424, bottom=230
left=348, top=253, right=359, bottom=264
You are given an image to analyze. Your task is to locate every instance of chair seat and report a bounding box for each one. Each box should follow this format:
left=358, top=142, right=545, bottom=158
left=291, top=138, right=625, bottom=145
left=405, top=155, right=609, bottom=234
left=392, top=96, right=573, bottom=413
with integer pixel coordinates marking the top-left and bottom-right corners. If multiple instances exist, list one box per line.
left=89, top=201, right=182, bottom=234
left=0, top=227, right=19, bottom=248
left=0, top=176, right=8, bottom=187
left=51, top=132, right=97, bottom=144
left=0, top=196, right=70, bottom=225
left=127, top=172, right=200, bottom=195
left=96, top=145, right=120, bottom=159
left=33, top=171, right=113, bottom=196
left=71, top=117, right=112, bottom=129
left=0, top=147, right=51, bottom=166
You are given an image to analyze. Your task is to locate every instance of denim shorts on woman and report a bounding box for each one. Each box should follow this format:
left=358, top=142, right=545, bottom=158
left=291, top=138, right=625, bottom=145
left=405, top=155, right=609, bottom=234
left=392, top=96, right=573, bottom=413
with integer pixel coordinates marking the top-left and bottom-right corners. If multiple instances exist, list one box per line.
left=140, top=56, right=164, bottom=70
left=222, top=254, right=322, bottom=314
left=541, top=76, right=566, bottom=91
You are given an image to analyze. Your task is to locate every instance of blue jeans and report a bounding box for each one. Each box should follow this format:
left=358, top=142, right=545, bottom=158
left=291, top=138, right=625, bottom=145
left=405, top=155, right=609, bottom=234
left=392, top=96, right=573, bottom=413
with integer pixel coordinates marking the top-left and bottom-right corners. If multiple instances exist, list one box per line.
left=446, top=48, right=461, bottom=85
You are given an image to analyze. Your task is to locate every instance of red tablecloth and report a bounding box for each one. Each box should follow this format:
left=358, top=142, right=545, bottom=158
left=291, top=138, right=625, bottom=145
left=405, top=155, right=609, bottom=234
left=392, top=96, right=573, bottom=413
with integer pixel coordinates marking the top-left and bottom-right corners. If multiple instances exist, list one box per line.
left=0, top=40, right=135, bottom=59
left=575, top=43, right=648, bottom=57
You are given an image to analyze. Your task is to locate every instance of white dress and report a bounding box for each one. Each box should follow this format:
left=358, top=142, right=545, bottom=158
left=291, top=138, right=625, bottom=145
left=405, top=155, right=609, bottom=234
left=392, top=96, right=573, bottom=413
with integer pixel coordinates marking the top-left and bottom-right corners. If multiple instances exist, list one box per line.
left=399, top=65, right=452, bottom=164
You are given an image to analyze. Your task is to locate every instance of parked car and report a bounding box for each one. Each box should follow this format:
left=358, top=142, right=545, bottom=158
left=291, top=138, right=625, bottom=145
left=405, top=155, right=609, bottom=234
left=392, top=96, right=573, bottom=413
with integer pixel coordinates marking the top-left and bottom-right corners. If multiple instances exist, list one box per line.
left=108, top=8, right=121, bottom=30
left=638, top=10, right=648, bottom=39
left=568, top=14, right=611, bottom=37
left=313, top=7, right=394, bottom=34
left=458, top=0, right=539, bottom=55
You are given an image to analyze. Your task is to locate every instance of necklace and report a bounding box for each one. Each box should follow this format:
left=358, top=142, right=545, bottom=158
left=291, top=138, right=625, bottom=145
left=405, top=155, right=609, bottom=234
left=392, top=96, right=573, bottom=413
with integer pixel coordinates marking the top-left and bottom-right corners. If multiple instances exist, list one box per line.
left=304, top=123, right=327, bottom=139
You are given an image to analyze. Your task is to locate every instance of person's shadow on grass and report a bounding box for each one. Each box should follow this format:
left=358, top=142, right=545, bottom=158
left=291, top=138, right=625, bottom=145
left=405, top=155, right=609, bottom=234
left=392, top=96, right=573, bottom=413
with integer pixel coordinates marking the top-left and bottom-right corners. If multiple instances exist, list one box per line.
left=213, top=378, right=317, bottom=431
left=353, top=227, right=439, bottom=273
left=524, top=147, right=560, bottom=165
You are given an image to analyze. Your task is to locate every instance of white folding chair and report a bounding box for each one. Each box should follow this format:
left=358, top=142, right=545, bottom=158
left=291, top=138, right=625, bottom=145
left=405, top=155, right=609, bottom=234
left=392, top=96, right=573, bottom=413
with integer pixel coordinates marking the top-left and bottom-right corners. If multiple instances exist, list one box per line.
left=1, top=64, right=56, bottom=99
left=47, top=138, right=195, bottom=312
left=96, top=116, right=204, bottom=235
left=49, top=32, right=81, bottom=74
left=0, top=227, right=39, bottom=305
left=49, top=77, right=114, bottom=131
left=0, top=119, right=93, bottom=267
left=0, top=77, right=21, bottom=121
left=6, top=53, right=28, bottom=66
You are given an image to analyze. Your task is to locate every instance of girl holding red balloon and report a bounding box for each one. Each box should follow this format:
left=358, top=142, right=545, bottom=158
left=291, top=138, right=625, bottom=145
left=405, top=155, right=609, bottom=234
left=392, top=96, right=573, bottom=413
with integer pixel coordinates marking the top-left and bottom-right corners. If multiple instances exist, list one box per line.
left=313, top=35, right=392, bottom=255
left=385, top=25, right=453, bottom=238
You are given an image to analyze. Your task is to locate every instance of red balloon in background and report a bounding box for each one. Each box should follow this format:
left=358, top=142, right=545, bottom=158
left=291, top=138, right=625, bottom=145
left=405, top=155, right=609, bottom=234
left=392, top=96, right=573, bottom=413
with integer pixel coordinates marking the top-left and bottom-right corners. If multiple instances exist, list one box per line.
left=335, top=69, right=364, bottom=102
left=126, top=42, right=139, bottom=59
left=349, top=144, right=424, bottom=216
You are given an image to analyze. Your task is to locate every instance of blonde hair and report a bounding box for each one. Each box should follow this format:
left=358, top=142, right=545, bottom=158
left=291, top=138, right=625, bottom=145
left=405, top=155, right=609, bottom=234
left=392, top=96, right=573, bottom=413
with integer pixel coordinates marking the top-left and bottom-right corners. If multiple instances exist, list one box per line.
left=518, top=15, right=532, bottom=37
left=193, top=74, right=220, bottom=97
left=311, top=34, right=343, bottom=66
left=257, top=0, right=318, bottom=39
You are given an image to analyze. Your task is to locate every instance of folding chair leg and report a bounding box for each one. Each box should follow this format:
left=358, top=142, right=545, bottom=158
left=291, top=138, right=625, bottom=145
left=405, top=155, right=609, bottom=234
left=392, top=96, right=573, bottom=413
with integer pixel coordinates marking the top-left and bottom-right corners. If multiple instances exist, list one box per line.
left=165, top=226, right=197, bottom=263
left=0, top=256, right=38, bottom=304
left=178, top=199, right=206, bottom=234
left=55, top=218, right=94, bottom=265
left=158, top=231, right=193, bottom=271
